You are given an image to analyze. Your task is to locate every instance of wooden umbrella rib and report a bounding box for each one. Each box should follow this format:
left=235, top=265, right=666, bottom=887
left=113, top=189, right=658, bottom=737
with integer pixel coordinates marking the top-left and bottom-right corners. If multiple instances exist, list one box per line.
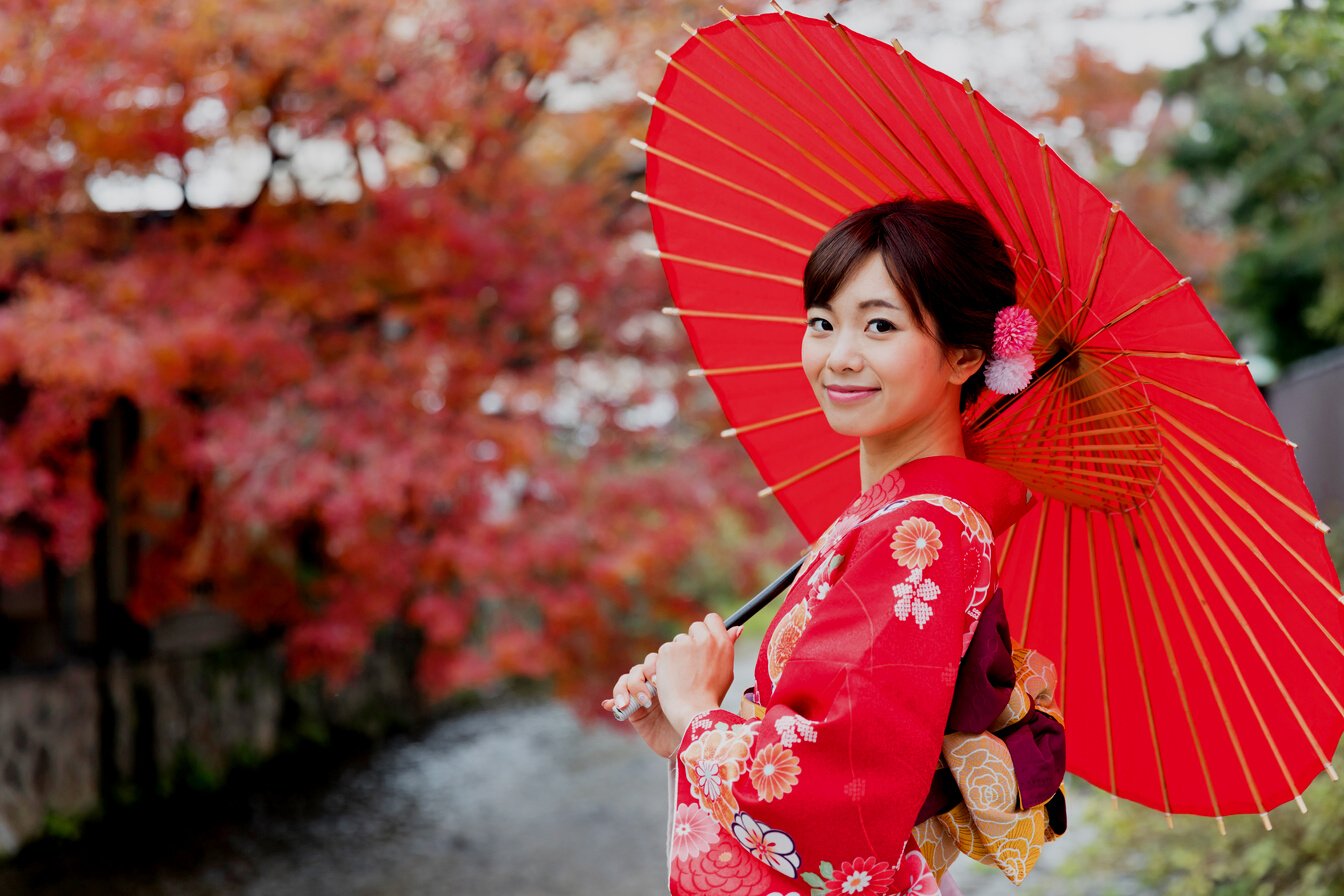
left=995, top=520, right=1019, bottom=577
left=965, top=85, right=1048, bottom=265
left=1161, top=428, right=1344, bottom=611
left=1151, top=489, right=1303, bottom=823
left=720, top=405, right=823, bottom=437
left=818, top=22, right=977, bottom=204
left=1120, top=513, right=1223, bottom=825
left=1057, top=508, right=1072, bottom=709
left=1089, top=348, right=1246, bottom=365
left=1039, top=136, right=1071, bottom=295
left=1017, top=498, right=1052, bottom=645
left=636, top=193, right=812, bottom=256
left=1071, top=203, right=1122, bottom=340
left=656, top=51, right=880, bottom=206
left=758, top=444, right=860, bottom=497
left=899, top=54, right=1023, bottom=247
left=1138, top=507, right=1265, bottom=827
left=1086, top=521, right=1118, bottom=796
left=634, top=139, right=831, bottom=233
left=663, top=307, right=806, bottom=325
left=1052, top=276, right=1192, bottom=370
left=1164, top=454, right=1341, bottom=785
left=980, top=443, right=1163, bottom=459
left=1155, top=407, right=1327, bottom=533
left=1106, top=518, right=1174, bottom=824
left=987, top=463, right=1143, bottom=503
left=642, top=94, right=852, bottom=214
left=981, top=462, right=1156, bottom=487
left=648, top=249, right=804, bottom=287
left=686, top=18, right=922, bottom=198
left=690, top=360, right=801, bottom=377
left=1137, top=375, right=1293, bottom=446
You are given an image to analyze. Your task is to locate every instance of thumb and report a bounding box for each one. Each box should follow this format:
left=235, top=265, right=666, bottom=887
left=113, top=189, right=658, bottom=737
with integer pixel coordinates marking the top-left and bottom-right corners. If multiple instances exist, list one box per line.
left=728, top=625, right=744, bottom=642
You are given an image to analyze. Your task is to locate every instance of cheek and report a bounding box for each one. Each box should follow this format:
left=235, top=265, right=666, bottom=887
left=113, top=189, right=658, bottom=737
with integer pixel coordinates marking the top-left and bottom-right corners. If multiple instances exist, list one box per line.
left=800, top=339, right=825, bottom=379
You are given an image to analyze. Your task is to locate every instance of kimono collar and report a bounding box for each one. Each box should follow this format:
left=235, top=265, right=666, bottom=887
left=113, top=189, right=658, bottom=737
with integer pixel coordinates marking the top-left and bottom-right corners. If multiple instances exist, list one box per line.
left=855, top=455, right=1030, bottom=537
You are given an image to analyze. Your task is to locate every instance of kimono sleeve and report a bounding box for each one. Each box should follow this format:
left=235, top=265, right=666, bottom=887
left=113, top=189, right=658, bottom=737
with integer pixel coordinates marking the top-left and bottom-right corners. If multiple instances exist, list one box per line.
left=674, top=502, right=970, bottom=882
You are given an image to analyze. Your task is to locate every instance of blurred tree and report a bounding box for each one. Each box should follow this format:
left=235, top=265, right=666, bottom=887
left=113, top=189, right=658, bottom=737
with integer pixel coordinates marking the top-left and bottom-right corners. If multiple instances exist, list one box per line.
left=0, top=0, right=795, bottom=701
left=1164, top=0, right=1344, bottom=366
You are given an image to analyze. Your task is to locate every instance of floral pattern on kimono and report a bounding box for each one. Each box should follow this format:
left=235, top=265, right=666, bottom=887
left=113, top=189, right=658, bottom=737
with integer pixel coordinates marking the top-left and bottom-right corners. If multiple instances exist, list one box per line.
left=669, top=456, right=1029, bottom=896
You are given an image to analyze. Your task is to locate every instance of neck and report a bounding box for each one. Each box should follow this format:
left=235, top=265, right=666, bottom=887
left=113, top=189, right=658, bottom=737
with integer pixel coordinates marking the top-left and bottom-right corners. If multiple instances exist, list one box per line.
left=858, top=408, right=967, bottom=491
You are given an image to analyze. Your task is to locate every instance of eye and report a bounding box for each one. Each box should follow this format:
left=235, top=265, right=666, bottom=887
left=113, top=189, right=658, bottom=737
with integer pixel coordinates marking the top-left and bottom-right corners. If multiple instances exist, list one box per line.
left=866, top=318, right=896, bottom=334
left=806, top=316, right=833, bottom=332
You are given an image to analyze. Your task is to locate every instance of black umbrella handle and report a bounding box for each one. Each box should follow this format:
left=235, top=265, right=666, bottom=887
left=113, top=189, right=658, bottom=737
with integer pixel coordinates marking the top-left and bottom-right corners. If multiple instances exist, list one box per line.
left=613, top=557, right=805, bottom=722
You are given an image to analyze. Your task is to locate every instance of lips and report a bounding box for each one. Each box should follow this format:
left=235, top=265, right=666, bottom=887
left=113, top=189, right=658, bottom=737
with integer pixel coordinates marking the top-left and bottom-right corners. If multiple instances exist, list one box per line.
left=824, top=385, right=879, bottom=404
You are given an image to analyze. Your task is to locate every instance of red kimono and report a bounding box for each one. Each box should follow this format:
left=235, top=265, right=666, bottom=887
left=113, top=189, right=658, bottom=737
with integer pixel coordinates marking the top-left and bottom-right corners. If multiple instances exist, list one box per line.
left=668, top=456, right=1031, bottom=896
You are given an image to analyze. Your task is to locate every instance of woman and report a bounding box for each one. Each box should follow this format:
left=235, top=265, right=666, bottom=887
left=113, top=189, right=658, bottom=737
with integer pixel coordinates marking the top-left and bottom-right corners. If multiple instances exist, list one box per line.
left=603, top=198, right=1064, bottom=895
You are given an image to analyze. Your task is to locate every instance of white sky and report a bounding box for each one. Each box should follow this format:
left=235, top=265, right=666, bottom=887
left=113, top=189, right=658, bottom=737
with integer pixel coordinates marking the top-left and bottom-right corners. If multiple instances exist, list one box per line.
left=86, top=0, right=1296, bottom=213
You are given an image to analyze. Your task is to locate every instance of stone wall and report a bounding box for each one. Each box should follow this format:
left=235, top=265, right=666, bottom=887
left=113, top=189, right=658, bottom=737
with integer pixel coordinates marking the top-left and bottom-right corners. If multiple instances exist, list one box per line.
left=0, top=629, right=421, bottom=859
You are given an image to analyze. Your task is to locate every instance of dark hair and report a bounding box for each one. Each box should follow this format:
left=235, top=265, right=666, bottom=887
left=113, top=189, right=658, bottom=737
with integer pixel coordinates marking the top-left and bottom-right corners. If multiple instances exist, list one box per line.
left=803, top=198, right=1017, bottom=410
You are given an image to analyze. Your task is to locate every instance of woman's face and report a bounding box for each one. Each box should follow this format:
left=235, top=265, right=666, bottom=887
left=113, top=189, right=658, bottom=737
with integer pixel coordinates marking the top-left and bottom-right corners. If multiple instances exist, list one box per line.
left=801, top=252, right=965, bottom=439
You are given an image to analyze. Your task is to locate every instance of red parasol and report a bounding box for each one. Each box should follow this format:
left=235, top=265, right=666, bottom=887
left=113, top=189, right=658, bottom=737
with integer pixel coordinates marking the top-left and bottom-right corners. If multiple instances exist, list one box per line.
left=638, top=3, right=1344, bottom=829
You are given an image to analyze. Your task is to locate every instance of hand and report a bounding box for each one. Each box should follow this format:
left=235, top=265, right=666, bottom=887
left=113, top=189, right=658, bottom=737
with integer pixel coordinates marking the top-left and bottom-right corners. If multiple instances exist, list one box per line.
left=654, top=613, right=743, bottom=737
left=602, top=653, right=681, bottom=758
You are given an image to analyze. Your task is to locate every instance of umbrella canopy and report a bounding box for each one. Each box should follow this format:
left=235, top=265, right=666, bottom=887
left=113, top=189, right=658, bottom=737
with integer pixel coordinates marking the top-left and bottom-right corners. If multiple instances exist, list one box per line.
left=639, top=3, right=1344, bottom=829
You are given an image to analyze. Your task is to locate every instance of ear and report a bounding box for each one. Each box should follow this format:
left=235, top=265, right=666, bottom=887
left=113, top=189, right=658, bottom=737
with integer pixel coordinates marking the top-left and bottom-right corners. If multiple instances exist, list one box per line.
left=946, top=346, right=985, bottom=386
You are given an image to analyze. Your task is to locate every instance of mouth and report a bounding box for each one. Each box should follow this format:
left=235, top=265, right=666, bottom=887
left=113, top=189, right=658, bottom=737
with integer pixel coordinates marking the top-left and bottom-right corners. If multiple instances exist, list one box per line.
left=823, top=385, right=880, bottom=404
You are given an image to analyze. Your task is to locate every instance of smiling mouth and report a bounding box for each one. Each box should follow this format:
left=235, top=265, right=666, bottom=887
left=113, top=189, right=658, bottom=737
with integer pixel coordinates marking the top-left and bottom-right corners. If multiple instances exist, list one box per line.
left=824, top=385, right=879, bottom=403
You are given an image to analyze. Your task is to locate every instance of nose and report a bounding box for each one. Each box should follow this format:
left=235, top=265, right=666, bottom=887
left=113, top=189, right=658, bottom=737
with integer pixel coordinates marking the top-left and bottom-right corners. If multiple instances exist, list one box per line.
left=827, top=328, right=864, bottom=373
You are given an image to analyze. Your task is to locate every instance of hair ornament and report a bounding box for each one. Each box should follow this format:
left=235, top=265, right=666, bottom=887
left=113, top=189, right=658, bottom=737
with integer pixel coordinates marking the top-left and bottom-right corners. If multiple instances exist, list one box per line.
left=985, top=305, right=1038, bottom=395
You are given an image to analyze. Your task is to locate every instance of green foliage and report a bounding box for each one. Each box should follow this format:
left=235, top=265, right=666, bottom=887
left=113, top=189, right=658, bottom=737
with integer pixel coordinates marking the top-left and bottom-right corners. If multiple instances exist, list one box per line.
left=1068, top=759, right=1344, bottom=894
left=1166, top=0, right=1344, bottom=365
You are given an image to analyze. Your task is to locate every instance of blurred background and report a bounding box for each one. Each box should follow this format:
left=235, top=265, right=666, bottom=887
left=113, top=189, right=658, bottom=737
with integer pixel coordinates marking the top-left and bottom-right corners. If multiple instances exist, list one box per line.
left=0, top=0, right=1340, bottom=893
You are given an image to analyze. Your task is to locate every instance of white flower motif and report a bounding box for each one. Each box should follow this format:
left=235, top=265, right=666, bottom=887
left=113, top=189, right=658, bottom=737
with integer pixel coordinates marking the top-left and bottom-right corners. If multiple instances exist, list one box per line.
left=730, top=811, right=802, bottom=878
left=892, top=566, right=940, bottom=629
left=774, top=715, right=818, bottom=749
left=694, top=759, right=722, bottom=801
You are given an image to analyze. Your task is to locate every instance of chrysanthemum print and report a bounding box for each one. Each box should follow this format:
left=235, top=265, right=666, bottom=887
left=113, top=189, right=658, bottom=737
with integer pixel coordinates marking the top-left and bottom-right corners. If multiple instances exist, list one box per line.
left=750, top=742, right=802, bottom=802
left=893, top=566, right=940, bottom=628
left=671, top=803, right=720, bottom=862
left=889, top=517, right=942, bottom=569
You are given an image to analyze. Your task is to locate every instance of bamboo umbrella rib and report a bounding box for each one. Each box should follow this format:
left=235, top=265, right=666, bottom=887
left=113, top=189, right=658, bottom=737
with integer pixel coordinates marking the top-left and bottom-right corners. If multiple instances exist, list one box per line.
left=636, top=192, right=812, bottom=256
left=1162, top=427, right=1344, bottom=607
left=720, top=405, right=823, bottom=437
left=689, top=361, right=801, bottom=377
left=968, top=332, right=1143, bottom=437
left=1155, top=407, right=1328, bottom=533
left=979, top=443, right=1164, bottom=460
left=640, top=93, right=852, bottom=214
left=995, top=521, right=1019, bottom=577
left=988, top=463, right=1145, bottom=503
left=1106, top=518, right=1174, bottom=824
left=1038, top=136, right=1071, bottom=296
left=899, top=54, right=1024, bottom=248
left=1067, top=203, right=1122, bottom=341
left=662, top=307, right=806, bottom=325
left=1086, top=521, right=1118, bottom=796
left=1139, top=508, right=1265, bottom=828
left=1089, top=348, right=1247, bottom=365
left=977, top=462, right=1156, bottom=488
left=1017, top=498, right=1052, bottom=645
left=1164, top=455, right=1341, bottom=788
left=633, top=139, right=831, bottom=233
left=654, top=50, right=881, bottom=206
left=1151, top=489, right=1302, bottom=824
left=1137, top=376, right=1296, bottom=446
left=1121, top=512, right=1223, bottom=826
left=1064, top=274, right=1189, bottom=362
left=965, top=85, right=1049, bottom=266
left=646, top=248, right=804, bottom=287
left=758, top=445, right=860, bottom=497
left=1057, top=508, right=1072, bottom=708
left=685, top=17, right=923, bottom=199
left=994, top=406, right=1156, bottom=438
left=804, top=21, right=981, bottom=209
